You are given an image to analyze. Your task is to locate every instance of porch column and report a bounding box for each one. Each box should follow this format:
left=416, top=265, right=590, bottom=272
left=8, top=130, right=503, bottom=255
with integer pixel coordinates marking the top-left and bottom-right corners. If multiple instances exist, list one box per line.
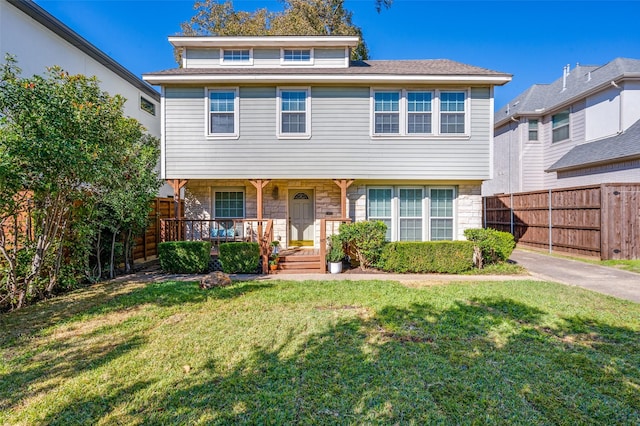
left=333, top=179, right=354, bottom=219
left=167, top=179, right=188, bottom=218
left=249, top=179, right=271, bottom=220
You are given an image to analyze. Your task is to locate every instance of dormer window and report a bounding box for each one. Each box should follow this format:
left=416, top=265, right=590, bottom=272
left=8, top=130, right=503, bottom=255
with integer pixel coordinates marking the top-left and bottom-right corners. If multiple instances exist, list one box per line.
left=281, top=49, right=313, bottom=65
left=221, top=49, right=252, bottom=65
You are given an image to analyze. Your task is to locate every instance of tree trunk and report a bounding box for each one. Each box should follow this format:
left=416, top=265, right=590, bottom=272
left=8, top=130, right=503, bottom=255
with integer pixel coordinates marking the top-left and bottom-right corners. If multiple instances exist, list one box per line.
left=109, top=230, right=117, bottom=279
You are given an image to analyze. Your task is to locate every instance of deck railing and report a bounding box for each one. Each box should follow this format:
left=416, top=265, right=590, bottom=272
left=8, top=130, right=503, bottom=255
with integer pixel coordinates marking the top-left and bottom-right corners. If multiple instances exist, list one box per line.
left=319, top=218, right=351, bottom=273
left=160, top=218, right=274, bottom=273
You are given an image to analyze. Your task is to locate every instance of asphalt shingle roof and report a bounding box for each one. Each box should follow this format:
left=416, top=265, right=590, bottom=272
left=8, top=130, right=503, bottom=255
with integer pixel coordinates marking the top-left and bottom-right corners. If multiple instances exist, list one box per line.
left=547, top=118, right=640, bottom=171
left=145, top=59, right=510, bottom=77
left=495, top=58, right=640, bottom=125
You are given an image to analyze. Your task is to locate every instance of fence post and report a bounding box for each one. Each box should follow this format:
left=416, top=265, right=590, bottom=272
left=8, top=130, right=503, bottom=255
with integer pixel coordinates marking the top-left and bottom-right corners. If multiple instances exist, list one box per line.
left=548, top=189, right=553, bottom=253
left=509, top=193, right=514, bottom=235
left=483, top=196, right=487, bottom=229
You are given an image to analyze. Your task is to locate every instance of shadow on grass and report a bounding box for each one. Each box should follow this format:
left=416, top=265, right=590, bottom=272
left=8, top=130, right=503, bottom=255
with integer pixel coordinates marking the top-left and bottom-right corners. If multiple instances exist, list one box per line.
left=121, top=298, right=638, bottom=424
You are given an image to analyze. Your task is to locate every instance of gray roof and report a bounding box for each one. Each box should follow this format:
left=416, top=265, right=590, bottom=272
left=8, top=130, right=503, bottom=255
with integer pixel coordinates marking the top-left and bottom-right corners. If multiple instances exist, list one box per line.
left=547, top=119, right=640, bottom=172
left=145, top=59, right=511, bottom=77
left=496, top=58, right=640, bottom=126
left=7, top=0, right=159, bottom=101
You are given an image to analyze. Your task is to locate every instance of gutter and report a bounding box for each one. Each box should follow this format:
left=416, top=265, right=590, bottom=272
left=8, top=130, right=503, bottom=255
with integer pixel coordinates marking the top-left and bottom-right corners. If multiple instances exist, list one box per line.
left=546, top=153, right=640, bottom=173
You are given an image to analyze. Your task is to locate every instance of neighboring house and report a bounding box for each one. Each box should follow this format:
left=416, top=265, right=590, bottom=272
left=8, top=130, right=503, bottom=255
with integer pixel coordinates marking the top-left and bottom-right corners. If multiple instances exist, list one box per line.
left=143, top=36, right=511, bottom=250
left=484, top=58, right=640, bottom=196
left=0, top=0, right=170, bottom=196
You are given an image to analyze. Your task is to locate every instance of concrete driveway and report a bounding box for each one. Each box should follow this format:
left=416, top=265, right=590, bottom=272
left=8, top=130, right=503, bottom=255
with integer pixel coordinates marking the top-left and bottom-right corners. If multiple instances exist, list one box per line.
left=510, top=249, right=640, bottom=303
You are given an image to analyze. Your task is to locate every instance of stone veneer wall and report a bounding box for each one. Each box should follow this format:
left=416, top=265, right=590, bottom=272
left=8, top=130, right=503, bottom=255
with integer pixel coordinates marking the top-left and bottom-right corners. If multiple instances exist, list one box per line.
left=184, top=179, right=342, bottom=248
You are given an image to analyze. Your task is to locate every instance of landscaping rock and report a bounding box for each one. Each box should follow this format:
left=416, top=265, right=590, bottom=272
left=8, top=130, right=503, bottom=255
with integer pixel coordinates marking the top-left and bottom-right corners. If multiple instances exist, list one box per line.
left=199, top=271, right=232, bottom=289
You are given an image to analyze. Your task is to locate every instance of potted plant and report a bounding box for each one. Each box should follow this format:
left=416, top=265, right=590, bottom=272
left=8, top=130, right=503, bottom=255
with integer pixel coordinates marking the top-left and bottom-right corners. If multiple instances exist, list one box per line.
left=269, top=256, right=279, bottom=272
left=326, top=235, right=345, bottom=274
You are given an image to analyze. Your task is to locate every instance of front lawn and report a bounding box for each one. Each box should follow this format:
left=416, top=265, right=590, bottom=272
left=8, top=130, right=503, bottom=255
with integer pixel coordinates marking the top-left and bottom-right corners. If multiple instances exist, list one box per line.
left=1, top=277, right=638, bottom=424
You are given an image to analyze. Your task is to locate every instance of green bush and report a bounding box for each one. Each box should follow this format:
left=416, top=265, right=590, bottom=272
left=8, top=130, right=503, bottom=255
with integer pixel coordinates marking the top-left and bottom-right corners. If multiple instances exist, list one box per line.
left=379, top=241, right=475, bottom=274
left=338, top=221, right=387, bottom=270
left=464, top=228, right=515, bottom=265
left=158, top=241, right=212, bottom=274
left=219, top=242, right=260, bottom=274
left=326, top=234, right=345, bottom=263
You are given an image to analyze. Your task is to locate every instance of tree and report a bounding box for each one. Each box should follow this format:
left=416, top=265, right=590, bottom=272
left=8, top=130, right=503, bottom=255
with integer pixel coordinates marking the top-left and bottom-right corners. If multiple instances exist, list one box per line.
left=0, top=56, right=161, bottom=310
left=179, top=0, right=372, bottom=60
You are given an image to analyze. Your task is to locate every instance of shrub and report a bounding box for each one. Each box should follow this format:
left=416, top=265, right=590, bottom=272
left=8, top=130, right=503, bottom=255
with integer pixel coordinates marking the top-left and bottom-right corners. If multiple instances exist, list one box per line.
left=158, top=241, right=212, bottom=274
left=219, top=242, right=260, bottom=274
left=379, top=241, right=475, bottom=274
left=326, top=234, right=345, bottom=263
left=338, top=221, right=387, bottom=270
left=464, top=228, right=516, bottom=266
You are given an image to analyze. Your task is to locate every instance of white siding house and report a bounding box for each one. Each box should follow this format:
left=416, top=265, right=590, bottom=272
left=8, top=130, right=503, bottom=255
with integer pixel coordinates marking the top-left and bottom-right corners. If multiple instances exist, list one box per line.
left=484, top=58, right=640, bottom=196
left=0, top=0, right=169, bottom=195
left=144, top=36, right=511, bottom=250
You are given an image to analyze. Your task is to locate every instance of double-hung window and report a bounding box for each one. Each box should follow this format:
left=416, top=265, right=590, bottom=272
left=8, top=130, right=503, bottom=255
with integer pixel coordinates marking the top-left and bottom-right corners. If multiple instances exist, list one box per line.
left=208, top=88, right=238, bottom=137
left=440, top=92, right=466, bottom=134
left=374, top=91, right=400, bottom=134
left=430, top=188, right=454, bottom=240
left=528, top=119, right=539, bottom=141
left=399, top=188, right=423, bottom=241
left=552, top=109, right=570, bottom=142
left=278, top=88, right=310, bottom=138
left=367, top=188, right=393, bottom=241
left=407, top=92, right=432, bottom=134
left=221, top=49, right=251, bottom=65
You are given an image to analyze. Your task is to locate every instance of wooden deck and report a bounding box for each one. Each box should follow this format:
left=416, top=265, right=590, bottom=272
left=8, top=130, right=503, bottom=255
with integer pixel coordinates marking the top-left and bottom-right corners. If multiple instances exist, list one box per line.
left=273, top=248, right=322, bottom=274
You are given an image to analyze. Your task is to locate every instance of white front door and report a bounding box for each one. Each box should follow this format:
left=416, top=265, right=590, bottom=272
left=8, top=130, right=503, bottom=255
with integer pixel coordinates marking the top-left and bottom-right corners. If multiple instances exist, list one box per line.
left=289, top=189, right=314, bottom=246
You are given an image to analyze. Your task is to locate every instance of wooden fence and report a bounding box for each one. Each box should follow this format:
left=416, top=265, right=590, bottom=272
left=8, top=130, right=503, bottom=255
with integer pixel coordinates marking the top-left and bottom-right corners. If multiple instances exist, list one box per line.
left=483, top=183, right=640, bottom=260
left=132, top=198, right=183, bottom=262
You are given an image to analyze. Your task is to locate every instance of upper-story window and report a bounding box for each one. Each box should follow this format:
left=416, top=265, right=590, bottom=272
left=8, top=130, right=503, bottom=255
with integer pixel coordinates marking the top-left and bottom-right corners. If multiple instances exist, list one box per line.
left=528, top=119, right=539, bottom=141
left=440, top=92, right=466, bottom=134
left=221, top=49, right=252, bottom=65
left=407, top=92, right=432, bottom=134
left=374, top=91, right=400, bottom=134
left=281, top=49, right=313, bottom=65
left=207, top=88, right=239, bottom=138
left=277, top=88, right=311, bottom=138
left=371, top=89, right=467, bottom=137
left=140, top=96, right=156, bottom=116
left=552, top=109, right=570, bottom=143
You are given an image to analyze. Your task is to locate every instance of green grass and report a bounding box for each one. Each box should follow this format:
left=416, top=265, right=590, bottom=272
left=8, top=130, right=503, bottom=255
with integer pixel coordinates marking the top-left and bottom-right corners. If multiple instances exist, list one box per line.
left=601, top=259, right=640, bottom=274
left=1, top=277, right=639, bottom=425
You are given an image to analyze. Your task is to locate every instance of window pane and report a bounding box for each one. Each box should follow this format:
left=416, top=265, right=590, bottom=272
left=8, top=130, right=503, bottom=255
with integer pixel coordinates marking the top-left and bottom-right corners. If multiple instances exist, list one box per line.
left=440, top=113, right=465, bottom=134
left=375, top=113, right=399, bottom=134
left=282, top=112, right=306, bottom=133
left=400, top=219, right=422, bottom=241
left=223, top=49, right=250, bottom=62
left=408, top=113, right=432, bottom=134
left=281, top=91, right=306, bottom=112
left=399, top=188, right=422, bottom=217
left=210, top=92, right=234, bottom=112
left=374, top=92, right=399, bottom=112
left=430, top=219, right=453, bottom=241
left=441, top=92, right=465, bottom=112
left=211, top=113, right=234, bottom=134
left=552, top=110, right=570, bottom=128
left=552, top=125, right=569, bottom=143
left=529, top=120, right=539, bottom=141
left=284, top=49, right=311, bottom=61
left=408, top=92, right=432, bottom=112
left=215, top=191, right=244, bottom=218
left=368, top=188, right=392, bottom=217
left=430, top=189, right=453, bottom=217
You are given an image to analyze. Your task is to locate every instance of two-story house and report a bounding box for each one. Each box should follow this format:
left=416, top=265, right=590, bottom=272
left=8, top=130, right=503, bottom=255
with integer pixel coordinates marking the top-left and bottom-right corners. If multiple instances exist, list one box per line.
left=143, top=36, right=511, bottom=261
left=484, top=58, right=640, bottom=196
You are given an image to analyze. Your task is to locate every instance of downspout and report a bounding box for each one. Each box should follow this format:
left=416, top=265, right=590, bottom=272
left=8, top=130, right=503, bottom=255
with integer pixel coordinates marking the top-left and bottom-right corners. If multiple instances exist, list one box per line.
left=611, top=81, right=623, bottom=133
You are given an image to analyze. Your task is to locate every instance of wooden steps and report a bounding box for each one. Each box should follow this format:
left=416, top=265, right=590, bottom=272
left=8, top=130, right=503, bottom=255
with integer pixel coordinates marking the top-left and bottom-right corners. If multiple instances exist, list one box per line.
left=274, top=252, right=323, bottom=274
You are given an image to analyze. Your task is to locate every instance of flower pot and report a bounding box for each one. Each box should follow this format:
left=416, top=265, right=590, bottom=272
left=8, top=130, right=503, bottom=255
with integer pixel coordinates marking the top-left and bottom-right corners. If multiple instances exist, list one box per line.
left=270, top=264, right=278, bottom=272
left=328, top=261, right=343, bottom=274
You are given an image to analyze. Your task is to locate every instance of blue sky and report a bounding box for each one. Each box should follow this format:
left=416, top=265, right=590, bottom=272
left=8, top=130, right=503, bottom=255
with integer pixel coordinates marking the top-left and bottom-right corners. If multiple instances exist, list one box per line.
left=35, top=0, right=640, bottom=109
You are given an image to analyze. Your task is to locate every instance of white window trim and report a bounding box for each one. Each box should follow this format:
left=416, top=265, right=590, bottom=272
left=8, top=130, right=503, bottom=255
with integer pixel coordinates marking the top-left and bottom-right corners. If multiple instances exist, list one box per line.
left=211, top=187, right=246, bottom=219
left=428, top=186, right=457, bottom=241
left=219, top=48, right=254, bottom=66
left=366, top=186, right=457, bottom=242
left=276, top=87, right=311, bottom=139
left=280, top=48, right=314, bottom=66
left=370, top=88, right=470, bottom=138
left=528, top=118, right=539, bottom=142
left=205, top=87, right=239, bottom=139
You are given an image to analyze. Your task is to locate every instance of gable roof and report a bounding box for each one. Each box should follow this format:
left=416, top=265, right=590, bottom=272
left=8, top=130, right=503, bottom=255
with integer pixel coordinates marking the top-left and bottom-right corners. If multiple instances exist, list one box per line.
left=143, top=59, right=512, bottom=85
left=495, top=58, right=640, bottom=127
left=7, top=0, right=159, bottom=101
left=547, top=119, right=640, bottom=172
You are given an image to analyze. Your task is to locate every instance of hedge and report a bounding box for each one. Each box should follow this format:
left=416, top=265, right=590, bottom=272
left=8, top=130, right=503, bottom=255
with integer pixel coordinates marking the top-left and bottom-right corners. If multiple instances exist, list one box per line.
left=219, top=242, right=260, bottom=274
left=158, top=241, right=212, bottom=274
left=464, top=228, right=515, bottom=265
left=338, top=221, right=387, bottom=269
left=378, top=241, right=475, bottom=273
